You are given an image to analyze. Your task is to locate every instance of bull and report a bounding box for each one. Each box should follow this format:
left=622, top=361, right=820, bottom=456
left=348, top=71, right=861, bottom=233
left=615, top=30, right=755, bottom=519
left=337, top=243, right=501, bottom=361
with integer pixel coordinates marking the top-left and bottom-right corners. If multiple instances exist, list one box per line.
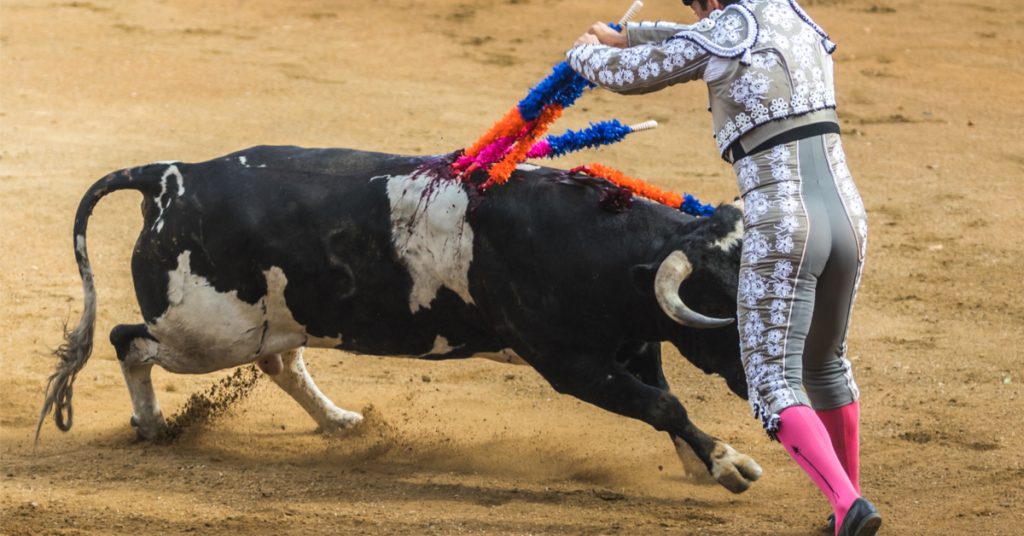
left=39, top=146, right=762, bottom=493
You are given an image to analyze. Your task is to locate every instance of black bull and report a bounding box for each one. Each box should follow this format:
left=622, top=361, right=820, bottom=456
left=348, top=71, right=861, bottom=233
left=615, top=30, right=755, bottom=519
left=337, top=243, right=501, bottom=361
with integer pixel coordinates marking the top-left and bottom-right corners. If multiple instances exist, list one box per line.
left=39, top=145, right=763, bottom=493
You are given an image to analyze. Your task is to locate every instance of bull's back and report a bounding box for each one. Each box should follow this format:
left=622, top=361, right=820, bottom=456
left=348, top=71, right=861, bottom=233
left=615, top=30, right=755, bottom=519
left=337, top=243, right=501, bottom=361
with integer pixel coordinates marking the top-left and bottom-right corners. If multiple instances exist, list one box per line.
left=466, top=170, right=692, bottom=341
left=131, top=146, right=499, bottom=360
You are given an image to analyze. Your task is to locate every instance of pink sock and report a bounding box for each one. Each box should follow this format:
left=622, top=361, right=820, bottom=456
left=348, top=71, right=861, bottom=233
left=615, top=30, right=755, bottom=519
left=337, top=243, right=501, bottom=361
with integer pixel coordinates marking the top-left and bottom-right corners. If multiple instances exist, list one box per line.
left=776, top=405, right=860, bottom=533
left=817, top=401, right=861, bottom=493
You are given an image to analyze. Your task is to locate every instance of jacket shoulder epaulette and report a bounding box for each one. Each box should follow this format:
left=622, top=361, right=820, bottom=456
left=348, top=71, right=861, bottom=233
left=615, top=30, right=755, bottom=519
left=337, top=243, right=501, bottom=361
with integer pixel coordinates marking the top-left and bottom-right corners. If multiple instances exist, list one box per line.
left=666, top=4, right=759, bottom=65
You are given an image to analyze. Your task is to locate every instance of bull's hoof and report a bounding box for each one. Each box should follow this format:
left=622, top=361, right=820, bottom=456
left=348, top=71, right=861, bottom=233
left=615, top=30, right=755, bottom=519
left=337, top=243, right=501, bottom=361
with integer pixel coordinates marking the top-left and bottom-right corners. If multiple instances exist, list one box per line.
left=709, top=442, right=763, bottom=494
left=130, top=413, right=167, bottom=442
left=317, top=409, right=364, bottom=435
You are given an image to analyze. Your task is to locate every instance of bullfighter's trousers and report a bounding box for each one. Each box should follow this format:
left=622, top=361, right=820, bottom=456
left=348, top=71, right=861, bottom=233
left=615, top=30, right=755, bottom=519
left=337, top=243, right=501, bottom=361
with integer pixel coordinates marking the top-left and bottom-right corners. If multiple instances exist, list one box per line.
left=731, top=133, right=867, bottom=438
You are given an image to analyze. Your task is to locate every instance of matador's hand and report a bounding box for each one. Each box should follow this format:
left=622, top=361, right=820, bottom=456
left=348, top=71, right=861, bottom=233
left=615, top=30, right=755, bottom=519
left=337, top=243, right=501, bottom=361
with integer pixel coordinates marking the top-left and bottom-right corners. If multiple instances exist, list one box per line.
left=586, top=22, right=627, bottom=48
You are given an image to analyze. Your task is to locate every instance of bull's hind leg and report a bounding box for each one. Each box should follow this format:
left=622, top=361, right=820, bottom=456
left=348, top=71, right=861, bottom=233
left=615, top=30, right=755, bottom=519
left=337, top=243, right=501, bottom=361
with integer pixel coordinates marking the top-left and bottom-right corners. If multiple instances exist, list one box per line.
left=259, top=348, right=363, bottom=434
left=618, top=342, right=762, bottom=493
left=110, top=324, right=166, bottom=440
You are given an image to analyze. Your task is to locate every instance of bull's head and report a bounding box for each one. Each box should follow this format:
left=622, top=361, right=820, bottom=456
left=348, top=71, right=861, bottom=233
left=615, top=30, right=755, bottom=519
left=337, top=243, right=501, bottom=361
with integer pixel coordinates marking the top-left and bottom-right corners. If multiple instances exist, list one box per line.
left=645, top=203, right=748, bottom=398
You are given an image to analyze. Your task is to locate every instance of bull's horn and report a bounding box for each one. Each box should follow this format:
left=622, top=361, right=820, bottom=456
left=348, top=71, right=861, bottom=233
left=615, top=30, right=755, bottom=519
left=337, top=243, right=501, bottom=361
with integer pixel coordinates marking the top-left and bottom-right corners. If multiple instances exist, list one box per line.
left=655, top=251, right=735, bottom=328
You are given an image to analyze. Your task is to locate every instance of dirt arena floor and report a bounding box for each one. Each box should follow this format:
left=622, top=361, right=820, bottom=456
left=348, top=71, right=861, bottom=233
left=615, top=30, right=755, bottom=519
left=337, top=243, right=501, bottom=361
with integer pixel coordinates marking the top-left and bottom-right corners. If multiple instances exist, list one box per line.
left=2, top=0, right=1022, bottom=534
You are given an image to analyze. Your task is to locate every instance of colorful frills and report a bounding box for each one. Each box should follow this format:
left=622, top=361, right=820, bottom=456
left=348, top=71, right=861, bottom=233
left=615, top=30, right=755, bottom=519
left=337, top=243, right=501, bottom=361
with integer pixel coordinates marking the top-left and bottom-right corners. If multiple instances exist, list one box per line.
left=458, top=118, right=641, bottom=174
left=454, top=61, right=593, bottom=184
left=527, top=119, right=633, bottom=159
left=572, top=163, right=716, bottom=217
left=484, top=104, right=563, bottom=187
left=454, top=30, right=716, bottom=215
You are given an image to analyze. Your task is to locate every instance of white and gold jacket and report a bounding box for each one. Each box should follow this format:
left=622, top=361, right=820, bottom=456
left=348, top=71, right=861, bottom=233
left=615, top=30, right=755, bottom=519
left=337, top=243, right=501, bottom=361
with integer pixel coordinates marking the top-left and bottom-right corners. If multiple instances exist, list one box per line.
left=566, top=0, right=839, bottom=158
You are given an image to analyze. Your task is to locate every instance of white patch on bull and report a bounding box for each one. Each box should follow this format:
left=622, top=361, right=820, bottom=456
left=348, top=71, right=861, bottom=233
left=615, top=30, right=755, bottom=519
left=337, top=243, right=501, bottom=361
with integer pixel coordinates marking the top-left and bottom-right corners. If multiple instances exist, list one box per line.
left=418, top=335, right=459, bottom=357
left=148, top=251, right=342, bottom=373
left=516, top=163, right=540, bottom=171
left=476, top=349, right=528, bottom=365
left=385, top=174, right=475, bottom=312
left=239, top=156, right=248, bottom=167
left=151, top=165, right=184, bottom=234
left=119, top=337, right=165, bottom=438
left=713, top=218, right=744, bottom=251
left=266, top=348, right=362, bottom=433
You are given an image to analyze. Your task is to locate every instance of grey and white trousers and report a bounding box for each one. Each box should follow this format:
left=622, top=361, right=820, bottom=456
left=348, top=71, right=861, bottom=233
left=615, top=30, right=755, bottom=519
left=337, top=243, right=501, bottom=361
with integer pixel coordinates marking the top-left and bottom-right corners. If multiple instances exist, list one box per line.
left=732, top=133, right=867, bottom=437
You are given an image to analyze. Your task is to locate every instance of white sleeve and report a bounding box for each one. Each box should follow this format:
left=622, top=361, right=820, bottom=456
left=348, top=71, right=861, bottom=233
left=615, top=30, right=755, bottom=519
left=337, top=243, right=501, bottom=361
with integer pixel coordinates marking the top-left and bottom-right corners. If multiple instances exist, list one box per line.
left=566, top=38, right=711, bottom=96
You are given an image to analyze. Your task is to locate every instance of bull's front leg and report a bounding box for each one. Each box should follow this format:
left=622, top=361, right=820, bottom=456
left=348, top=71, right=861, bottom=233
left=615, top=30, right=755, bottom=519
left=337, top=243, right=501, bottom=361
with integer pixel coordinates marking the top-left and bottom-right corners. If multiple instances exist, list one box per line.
left=623, top=342, right=762, bottom=493
left=542, top=342, right=762, bottom=494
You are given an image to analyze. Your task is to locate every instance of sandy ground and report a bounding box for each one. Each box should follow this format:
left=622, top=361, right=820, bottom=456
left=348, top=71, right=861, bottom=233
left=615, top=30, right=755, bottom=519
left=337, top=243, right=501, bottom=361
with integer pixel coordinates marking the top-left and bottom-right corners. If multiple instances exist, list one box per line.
left=2, top=0, right=1023, bottom=534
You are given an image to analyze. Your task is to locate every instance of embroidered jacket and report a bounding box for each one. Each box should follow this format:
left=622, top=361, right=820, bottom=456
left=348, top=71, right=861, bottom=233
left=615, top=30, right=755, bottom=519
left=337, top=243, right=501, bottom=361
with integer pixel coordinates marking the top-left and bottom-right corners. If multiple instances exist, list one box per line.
left=566, top=0, right=839, bottom=157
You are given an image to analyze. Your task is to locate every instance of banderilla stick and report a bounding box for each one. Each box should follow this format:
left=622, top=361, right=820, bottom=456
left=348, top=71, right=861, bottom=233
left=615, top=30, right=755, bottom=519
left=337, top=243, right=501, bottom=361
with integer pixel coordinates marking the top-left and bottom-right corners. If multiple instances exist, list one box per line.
left=619, top=1, right=644, bottom=26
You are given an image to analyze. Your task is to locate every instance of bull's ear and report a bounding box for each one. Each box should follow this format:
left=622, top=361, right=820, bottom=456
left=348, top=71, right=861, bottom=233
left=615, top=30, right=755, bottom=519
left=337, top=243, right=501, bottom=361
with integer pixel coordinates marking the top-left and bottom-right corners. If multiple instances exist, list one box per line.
left=629, top=262, right=659, bottom=294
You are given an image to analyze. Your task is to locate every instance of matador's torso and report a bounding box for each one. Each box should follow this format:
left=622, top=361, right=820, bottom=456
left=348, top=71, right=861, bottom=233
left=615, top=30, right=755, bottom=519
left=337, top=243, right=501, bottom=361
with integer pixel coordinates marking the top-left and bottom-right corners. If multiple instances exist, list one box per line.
left=567, top=0, right=840, bottom=157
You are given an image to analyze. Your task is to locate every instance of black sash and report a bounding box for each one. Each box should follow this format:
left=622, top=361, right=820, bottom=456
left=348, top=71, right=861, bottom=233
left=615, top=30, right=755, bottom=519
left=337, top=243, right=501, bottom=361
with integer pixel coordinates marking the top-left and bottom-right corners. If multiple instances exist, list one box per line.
left=726, top=122, right=841, bottom=163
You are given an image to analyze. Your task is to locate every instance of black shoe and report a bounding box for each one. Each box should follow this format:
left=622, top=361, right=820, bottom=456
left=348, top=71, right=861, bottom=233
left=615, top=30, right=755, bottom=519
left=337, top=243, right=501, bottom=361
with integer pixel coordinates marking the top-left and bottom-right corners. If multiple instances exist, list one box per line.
left=837, top=498, right=882, bottom=536
left=825, top=513, right=835, bottom=533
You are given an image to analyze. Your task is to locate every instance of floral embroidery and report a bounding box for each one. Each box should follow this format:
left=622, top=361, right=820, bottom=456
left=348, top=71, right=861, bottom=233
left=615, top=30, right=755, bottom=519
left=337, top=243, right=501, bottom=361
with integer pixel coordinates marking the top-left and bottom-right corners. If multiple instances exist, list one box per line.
left=771, top=277, right=793, bottom=298
left=750, top=102, right=771, bottom=124
left=792, top=41, right=814, bottom=69
left=743, top=229, right=771, bottom=263
left=744, top=190, right=771, bottom=224
left=771, top=163, right=793, bottom=182
left=737, top=157, right=759, bottom=192
left=666, top=4, right=759, bottom=61
left=769, top=299, right=787, bottom=324
left=712, top=13, right=746, bottom=44
left=743, top=311, right=767, bottom=348
left=712, top=0, right=839, bottom=155
left=775, top=233, right=795, bottom=254
left=775, top=214, right=799, bottom=234
left=775, top=180, right=798, bottom=197
left=738, top=138, right=866, bottom=439
left=613, top=69, right=635, bottom=86
left=738, top=268, right=767, bottom=307
left=619, top=47, right=650, bottom=69
left=776, top=196, right=800, bottom=213
left=717, top=119, right=737, bottom=149
left=772, top=259, right=794, bottom=280
left=637, top=61, right=661, bottom=80
left=661, top=41, right=702, bottom=72
left=768, top=144, right=791, bottom=164
left=735, top=112, right=753, bottom=131
left=826, top=136, right=868, bottom=259
left=749, top=51, right=779, bottom=71
left=791, top=94, right=810, bottom=114
left=769, top=97, right=789, bottom=118
left=569, top=39, right=703, bottom=91
left=738, top=140, right=806, bottom=434
left=763, top=1, right=796, bottom=30
left=730, top=71, right=772, bottom=108
left=765, top=329, right=785, bottom=356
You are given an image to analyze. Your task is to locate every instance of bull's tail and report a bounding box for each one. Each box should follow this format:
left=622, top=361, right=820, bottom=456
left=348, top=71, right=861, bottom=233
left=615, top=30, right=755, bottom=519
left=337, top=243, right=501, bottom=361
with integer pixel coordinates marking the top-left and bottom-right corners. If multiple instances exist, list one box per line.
left=36, top=166, right=165, bottom=443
